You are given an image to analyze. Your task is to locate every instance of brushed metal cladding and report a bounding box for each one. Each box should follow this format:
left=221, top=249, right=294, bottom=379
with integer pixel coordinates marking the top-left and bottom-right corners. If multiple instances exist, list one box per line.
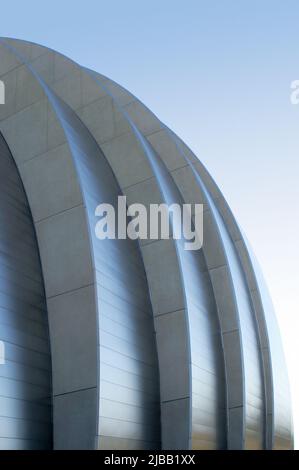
left=2, top=39, right=220, bottom=446
left=0, top=39, right=99, bottom=450
left=83, top=70, right=227, bottom=449
left=46, top=86, right=161, bottom=451
left=208, top=197, right=264, bottom=449
left=0, top=38, right=293, bottom=450
left=171, top=137, right=294, bottom=450
left=96, top=70, right=227, bottom=447
left=86, top=73, right=243, bottom=448
left=84, top=73, right=247, bottom=448
left=84, top=71, right=291, bottom=449
left=248, top=255, right=293, bottom=449
left=130, top=127, right=227, bottom=450
left=0, top=39, right=160, bottom=450
left=0, top=132, right=52, bottom=450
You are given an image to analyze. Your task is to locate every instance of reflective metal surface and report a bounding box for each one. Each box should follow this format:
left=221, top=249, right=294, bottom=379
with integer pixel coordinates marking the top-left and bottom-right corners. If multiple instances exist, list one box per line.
left=0, top=132, right=52, bottom=449
left=0, top=39, right=160, bottom=450
left=50, top=97, right=161, bottom=450
left=0, top=38, right=293, bottom=450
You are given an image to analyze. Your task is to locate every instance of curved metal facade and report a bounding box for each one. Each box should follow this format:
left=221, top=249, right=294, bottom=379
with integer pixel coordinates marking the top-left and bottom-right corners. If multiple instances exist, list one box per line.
left=0, top=132, right=52, bottom=449
left=0, top=38, right=293, bottom=450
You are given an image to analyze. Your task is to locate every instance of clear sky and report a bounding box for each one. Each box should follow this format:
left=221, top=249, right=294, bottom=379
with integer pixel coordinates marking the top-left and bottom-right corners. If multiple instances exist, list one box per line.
left=1, top=0, right=299, bottom=448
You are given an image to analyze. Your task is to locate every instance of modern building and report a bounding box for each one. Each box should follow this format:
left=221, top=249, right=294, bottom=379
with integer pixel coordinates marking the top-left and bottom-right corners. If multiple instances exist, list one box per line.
left=0, top=38, right=293, bottom=450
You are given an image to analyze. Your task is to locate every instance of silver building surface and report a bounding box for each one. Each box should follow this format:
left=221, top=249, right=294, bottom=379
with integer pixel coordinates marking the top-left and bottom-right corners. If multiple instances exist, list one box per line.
left=0, top=38, right=293, bottom=450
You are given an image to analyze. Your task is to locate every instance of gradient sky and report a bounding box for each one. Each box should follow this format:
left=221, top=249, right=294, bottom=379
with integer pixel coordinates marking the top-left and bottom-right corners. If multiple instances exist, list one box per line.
left=1, top=0, right=299, bottom=448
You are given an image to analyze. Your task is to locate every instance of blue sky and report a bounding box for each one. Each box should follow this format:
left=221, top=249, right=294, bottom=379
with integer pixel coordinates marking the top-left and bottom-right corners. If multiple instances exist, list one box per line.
left=1, top=0, right=299, bottom=447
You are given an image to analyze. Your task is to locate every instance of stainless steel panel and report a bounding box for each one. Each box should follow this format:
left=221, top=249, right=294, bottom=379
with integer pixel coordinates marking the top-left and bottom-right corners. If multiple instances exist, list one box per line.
left=0, top=132, right=52, bottom=449
left=45, top=86, right=161, bottom=449
left=0, top=38, right=293, bottom=450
